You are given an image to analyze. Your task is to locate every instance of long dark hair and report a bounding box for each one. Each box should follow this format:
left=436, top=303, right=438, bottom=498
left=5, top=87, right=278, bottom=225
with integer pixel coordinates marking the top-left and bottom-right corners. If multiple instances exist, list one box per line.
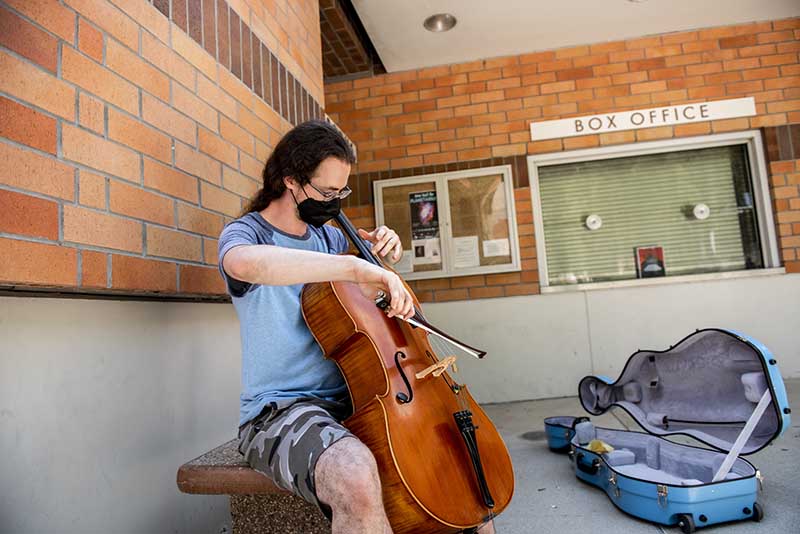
left=241, top=120, right=356, bottom=216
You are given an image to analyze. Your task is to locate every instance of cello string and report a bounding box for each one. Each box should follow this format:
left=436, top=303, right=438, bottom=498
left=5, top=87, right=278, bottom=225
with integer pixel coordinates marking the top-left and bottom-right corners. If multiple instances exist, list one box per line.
left=428, top=332, right=468, bottom=412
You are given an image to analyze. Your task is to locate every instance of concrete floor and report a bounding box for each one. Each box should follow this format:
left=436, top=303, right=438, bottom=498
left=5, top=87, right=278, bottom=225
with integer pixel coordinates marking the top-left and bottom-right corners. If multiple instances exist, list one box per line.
left=483, top=378, right=799, bottom=534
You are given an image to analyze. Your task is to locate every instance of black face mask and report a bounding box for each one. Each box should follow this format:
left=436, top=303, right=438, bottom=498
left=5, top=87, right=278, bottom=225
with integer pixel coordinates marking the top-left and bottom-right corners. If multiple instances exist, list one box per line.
left=292, top=188, right=341, bottom=227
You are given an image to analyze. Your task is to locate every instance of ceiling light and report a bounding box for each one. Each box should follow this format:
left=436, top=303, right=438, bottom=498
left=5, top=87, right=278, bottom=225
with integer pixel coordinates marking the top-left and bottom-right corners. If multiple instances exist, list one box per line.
left=423, top=13, right=457, bottom=33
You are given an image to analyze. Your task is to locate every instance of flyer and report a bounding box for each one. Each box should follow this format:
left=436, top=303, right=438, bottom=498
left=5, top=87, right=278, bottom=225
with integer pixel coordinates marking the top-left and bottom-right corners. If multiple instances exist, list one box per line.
left=482, top=238, right=510, bottom=257
left=453, top=236, right=480, bottom=269
left=393, top=250, right=414, bottom=273
left=409, top=191, right=440, bottom=265
left=635, top=246, right=666, bottom=278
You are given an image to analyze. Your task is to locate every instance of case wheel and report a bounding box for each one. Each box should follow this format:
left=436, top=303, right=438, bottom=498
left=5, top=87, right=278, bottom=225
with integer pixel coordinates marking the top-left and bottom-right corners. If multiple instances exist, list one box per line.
left=752, top=502, right=764, bottom=522
left=677, top=514, right=696, bottom=534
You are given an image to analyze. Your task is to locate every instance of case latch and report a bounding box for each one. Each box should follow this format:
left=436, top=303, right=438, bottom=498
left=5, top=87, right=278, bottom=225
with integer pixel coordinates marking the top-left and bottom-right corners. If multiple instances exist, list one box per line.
left=756, top=470, right=764, bottom=492
left=657, top=484, right=668, bottom=508
left=608, top=472, right=620, bottom=498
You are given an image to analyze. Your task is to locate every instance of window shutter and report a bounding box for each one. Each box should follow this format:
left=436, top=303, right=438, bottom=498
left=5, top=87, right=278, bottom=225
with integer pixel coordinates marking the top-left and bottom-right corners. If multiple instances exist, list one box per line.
left=538, top=145, right=759, bottom=285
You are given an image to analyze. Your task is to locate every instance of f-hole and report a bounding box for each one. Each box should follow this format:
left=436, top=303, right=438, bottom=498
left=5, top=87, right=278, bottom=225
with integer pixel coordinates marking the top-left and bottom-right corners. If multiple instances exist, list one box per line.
left=394, top=351, right=413, bottom=404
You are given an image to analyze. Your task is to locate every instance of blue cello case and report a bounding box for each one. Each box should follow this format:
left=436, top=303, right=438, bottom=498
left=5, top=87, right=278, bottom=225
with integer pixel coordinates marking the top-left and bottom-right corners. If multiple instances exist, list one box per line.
left=544, top=416, right=589, bottom=452
left=569, top=329, right=791, bottom=533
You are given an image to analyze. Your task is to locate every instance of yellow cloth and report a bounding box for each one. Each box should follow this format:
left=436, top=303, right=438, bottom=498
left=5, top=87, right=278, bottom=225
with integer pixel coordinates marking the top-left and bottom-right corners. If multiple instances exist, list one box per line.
left=587, top=439, right=614, bottom=454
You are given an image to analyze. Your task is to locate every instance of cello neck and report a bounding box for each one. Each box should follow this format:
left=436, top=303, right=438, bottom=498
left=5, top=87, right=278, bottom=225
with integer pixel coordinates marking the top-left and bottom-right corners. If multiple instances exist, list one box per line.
left=334, top=211, right=487, bottom=359
left=335, top=211, right=382, bottom=267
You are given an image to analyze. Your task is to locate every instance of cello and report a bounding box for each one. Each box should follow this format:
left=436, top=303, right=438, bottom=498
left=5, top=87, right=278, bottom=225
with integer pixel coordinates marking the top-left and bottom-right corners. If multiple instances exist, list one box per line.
left=301, top=212, right=515, bottom=533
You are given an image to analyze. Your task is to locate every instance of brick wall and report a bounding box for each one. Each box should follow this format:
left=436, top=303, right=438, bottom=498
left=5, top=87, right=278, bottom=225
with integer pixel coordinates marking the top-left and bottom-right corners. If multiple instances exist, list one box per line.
left=771, top=158, right=800, bottom=271
left=0, top=0, right=323, bottom=297
left=326, top=18, right=800, bottom=302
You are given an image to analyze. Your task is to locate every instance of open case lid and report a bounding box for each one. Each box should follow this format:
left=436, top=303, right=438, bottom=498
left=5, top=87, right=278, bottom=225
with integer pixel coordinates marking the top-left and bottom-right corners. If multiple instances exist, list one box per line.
left=578, top=329, right=791, bottom=455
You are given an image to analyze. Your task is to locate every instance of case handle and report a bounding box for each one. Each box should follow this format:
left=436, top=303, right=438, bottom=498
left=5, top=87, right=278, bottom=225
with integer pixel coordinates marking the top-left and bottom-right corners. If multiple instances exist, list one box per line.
left=575, top=452, right=601, bottom=475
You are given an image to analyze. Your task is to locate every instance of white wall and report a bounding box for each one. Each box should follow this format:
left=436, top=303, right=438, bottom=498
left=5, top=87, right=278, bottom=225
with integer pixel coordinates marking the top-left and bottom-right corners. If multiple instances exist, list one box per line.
left=0, top=297, right=241, bottom=534
left=1, top=272, right=797, bottom=532
left=424, top=272, right=800, bottom=403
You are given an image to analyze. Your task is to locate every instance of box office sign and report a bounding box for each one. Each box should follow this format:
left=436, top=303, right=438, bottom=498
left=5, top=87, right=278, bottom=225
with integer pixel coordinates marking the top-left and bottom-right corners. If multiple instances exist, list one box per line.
left=530, top=97, right=756, bottom=141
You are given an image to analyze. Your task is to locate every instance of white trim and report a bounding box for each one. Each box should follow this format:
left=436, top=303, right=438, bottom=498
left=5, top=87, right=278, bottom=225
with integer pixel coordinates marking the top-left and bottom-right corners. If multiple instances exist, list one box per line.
left=540, top=268, right=786, bottom=294
left=527, top=130, right=782, bottom=290
left=373, top=165, right=521, bottom=280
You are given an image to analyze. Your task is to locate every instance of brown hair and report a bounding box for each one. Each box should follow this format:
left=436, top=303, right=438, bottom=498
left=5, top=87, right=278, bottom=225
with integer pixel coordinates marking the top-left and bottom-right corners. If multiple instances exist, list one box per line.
left=240, top=120, right=356, bottom=216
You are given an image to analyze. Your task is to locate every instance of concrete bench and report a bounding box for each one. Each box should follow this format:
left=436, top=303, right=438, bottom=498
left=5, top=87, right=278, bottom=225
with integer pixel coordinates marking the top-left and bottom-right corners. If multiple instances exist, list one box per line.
left=177, top=439, right=331, bottom=534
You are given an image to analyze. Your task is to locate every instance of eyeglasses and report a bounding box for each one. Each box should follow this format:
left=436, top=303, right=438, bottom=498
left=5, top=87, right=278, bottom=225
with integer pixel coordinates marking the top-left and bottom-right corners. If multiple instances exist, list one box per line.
left=305, top=180, right=352, bottom=200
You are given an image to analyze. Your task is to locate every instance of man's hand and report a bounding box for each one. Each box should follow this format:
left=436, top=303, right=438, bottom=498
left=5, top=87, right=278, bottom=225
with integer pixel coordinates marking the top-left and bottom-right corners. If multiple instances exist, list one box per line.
left=357, top=226, right=403, bottom=263
left=352, top=259, right=414, bottom=320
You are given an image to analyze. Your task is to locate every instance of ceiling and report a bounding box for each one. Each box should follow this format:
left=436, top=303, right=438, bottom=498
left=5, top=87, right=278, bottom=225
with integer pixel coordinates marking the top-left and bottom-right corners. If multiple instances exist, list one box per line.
left=350, top=0, right=800, bottom=73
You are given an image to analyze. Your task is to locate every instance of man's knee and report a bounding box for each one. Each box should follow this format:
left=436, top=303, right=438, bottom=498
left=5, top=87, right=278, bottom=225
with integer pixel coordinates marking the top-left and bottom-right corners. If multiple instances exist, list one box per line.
left=316, top=437, right=383, bottom=511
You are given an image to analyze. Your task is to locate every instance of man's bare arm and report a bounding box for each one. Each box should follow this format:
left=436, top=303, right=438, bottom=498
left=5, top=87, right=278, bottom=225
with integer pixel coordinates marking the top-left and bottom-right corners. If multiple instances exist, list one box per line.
left=223, top=244, right=359, bottom=286
left=222, top=244, right=414, bottom=319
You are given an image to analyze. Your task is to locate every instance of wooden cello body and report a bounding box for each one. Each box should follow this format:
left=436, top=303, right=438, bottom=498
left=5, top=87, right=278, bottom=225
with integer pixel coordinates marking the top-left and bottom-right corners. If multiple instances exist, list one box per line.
left=301, top=214, right=514, bottom=533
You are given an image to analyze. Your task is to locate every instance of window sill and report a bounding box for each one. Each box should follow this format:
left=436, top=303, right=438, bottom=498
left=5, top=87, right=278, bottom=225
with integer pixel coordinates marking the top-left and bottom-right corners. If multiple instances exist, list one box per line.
left=540, top=267, right=787, bottom=294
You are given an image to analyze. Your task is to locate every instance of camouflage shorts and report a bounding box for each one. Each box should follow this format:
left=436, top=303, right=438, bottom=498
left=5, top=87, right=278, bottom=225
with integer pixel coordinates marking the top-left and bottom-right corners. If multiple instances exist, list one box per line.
left=237, top=396, right=355, bottom=518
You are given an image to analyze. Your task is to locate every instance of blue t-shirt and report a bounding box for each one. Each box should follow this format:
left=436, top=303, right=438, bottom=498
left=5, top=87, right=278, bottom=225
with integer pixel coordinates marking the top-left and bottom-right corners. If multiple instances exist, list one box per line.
left=217, top=211, right=350, bottom=426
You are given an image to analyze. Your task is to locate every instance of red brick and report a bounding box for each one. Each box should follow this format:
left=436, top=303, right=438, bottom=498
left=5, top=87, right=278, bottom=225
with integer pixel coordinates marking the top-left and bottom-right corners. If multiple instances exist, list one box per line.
left=201, top=182, right=242, bottom=217
left=175, top=141, right=222, bottom=185
left=77, top=92, right=104, bottom=134
left=0, top=6, right=58, bottom=72
left=0, top=237, right=76, bottom=286
left=0, top=49, right=75, bottom=120
left=179, top=264, right=226, bottom=294
left=0, top=141, right=74, bottom=200
left=173, top=81, right=218, bottom=132
left=80, top=250, right=107, bottom=288
left=556, top=67, right=594, bottom=81
left=62, top=45, right=138, bottom=115
left=141, top=31, right=195, bottom=90
left=220, top=116, right=255, bottom=155
left=470, top=90, right=505, bottom=104
left=573, top=54, right=610, bottom=68
left=593, top=63, right=628, bottom=76
left=645, top=45, right=683, bottom=58
left=63, top=123, right=140, bottom=182
left=108, top=108, right=172, bottom=164
left=65, top=0, right=138, bottom=50
left=449, top=60, right=485, bottom=74
left=198, top=128, right=238, bottom=168
left=111, top=254, right=177, bottom=293
left=631, top=80, right=668, bottom=94
left=143, top=158, right=199, bottom=203
left=761, top=53, right=799, bottom=67
left=146, top=225, right=202, bottom=261
left=109, top=180, right=174, bottom=226
left=4, top=0, right=74, bottom=41
left=78, top=18, right=103, bottom=63
left=564, top=135, right=601, bottom=150
left=435, top=288, right=469, bottom=302
left=63, top=204, right=142, bottom=252
left=177, top=203, right=224, bottom=237
left=142, top=93, right=196, bottom=146
left=455, top=103, right=489, bottom=117
left=719, top=35, right=758, bottom=49
left=106, top=39, right=170, bottom=102
left=468, top=68, right=504, bottom=82
left=726, top=80, right=764, bottom=95
left=468, top=286, right=504, bottom=299
left=0, top=189, right=58, bottom=240
left=0, top=96, right=56, bottom=154
left=79, top=169, right=106, bottom=209
left=222, top=167, right=258, bottom=198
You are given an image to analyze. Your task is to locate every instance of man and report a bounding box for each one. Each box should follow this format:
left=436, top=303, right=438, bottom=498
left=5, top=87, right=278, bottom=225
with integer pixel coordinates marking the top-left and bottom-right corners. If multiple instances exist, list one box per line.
left=218, top=120, right=494, bottom=534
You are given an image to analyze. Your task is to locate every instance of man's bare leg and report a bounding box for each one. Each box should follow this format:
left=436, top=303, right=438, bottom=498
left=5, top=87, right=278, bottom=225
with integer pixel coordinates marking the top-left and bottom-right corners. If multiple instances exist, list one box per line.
left=315, top=437, right=392, bottom=534
left=477, top=520, right=496, bottom=533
